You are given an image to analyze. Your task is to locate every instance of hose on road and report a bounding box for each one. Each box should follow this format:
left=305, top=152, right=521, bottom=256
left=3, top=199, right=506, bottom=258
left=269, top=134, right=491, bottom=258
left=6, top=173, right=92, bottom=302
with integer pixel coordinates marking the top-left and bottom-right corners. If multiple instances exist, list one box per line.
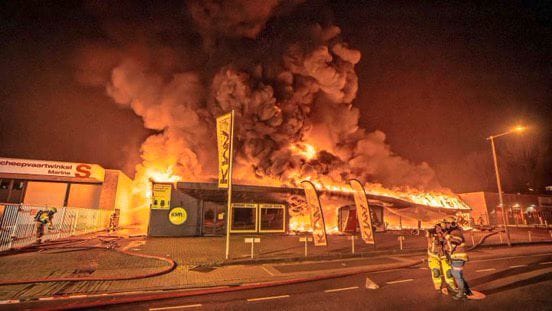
left=467, top=230, right=501, bottom=251
left=0, top=237, right=176, bottom=286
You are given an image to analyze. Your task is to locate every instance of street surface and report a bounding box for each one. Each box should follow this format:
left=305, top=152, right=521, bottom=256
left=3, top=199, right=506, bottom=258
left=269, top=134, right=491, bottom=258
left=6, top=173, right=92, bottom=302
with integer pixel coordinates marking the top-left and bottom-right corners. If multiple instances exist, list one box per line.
left=9, top=245, right=551, bottom=310
left=102, top=252, right=552, bottom=311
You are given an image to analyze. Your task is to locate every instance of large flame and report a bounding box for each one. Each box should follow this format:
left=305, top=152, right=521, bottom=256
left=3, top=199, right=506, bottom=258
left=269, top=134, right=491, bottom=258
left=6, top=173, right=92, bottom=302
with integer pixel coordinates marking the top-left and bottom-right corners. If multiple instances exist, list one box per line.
left=289, top=143, right=317, bottom=161
left=121, top=165, right=181, bottom=231
left=127, top=142, right=469, bottom=234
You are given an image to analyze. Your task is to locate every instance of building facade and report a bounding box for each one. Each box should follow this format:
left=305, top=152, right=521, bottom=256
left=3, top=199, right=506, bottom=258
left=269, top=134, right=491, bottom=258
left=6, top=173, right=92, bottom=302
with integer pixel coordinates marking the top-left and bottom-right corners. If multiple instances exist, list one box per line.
left=459, top=191, right=552, bottom=226
left=148, top=181, right=468, bottom=237
left=0, top=157, right=131, bottom=212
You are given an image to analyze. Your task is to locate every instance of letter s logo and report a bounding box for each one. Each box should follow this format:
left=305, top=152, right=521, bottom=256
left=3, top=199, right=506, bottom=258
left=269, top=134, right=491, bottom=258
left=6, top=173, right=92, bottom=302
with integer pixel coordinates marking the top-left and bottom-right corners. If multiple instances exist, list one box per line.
left=75, top=164, right=91, bottom=178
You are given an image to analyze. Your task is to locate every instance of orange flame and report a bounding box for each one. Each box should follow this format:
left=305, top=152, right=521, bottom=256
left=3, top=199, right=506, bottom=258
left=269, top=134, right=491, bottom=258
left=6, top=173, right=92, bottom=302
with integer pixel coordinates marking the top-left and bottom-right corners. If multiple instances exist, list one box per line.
left=290, top=143, right=317, bottom=160
left=129, top=158, right=469, bottom=234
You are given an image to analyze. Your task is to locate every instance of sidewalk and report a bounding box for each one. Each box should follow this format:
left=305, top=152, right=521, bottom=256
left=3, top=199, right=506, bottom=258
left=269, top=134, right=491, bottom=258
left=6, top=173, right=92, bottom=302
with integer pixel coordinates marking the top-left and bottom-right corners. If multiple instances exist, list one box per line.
left=0, top=228, right=549, bottom=301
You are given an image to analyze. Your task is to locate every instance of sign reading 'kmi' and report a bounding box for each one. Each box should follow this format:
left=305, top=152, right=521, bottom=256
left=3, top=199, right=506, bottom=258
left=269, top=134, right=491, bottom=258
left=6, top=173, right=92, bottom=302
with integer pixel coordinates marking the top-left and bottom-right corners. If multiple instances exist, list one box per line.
left=216, top=112, right=234, bottom=189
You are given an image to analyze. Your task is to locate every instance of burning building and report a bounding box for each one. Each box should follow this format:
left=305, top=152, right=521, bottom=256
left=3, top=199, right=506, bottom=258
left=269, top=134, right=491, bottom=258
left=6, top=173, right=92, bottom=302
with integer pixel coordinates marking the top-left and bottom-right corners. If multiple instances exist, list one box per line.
left=147, top=181, right=470, bottom=237
left=74, top=1, right=472, bottom=232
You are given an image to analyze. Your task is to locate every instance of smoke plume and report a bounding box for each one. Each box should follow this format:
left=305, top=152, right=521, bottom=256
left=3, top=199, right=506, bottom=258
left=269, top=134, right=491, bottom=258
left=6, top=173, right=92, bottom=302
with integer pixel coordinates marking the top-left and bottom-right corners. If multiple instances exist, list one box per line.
left=75, top=0, right=439, bottom=225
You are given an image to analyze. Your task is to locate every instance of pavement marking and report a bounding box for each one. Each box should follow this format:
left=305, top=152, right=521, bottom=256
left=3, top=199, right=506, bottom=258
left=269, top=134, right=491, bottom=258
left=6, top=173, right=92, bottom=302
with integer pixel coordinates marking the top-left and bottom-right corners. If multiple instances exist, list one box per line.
left=385, top=279, right=414, bottom=285
left=539, top=261, right=552, bottom=265
left=324, top=286, right=359, bottom=293
left=476, top=268, right=496, bottom=272
left=261, top=265, right=275, bottom=276
left=419, top=267, right=428, bottom=270
left=472, top=253, right=552, bottom=263
left=150, top=304, right=202, bottom=310
left=247, top=295, right=290, bottom=302
left=509, top=264, right=528, bottom=268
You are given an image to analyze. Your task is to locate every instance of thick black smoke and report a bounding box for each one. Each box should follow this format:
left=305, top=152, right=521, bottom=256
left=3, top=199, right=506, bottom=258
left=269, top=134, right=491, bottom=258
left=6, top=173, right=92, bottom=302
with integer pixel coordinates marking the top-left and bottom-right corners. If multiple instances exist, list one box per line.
left=76, top=0, right=439, bottom=192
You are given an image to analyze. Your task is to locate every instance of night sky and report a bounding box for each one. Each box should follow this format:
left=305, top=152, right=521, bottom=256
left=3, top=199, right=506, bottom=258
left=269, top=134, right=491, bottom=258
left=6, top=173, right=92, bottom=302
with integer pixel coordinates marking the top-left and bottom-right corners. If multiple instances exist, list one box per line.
left=0, top=1, right=550, bottom=194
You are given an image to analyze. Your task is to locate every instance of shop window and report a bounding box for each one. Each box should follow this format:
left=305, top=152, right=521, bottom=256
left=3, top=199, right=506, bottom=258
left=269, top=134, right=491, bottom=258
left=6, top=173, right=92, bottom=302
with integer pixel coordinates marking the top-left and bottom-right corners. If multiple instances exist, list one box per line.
left=0, top=180, right=10, bottom=190
left=23, top=181, right=65, bottom=206
left=259, top=204, right=285, bottom=232
left=0, top=179, right=10, bottom=203
left=230, top=203, right=257, bottom=232
left=13, top=180, right=25, bottom=190
left=7, top=180, right=25, bottom=203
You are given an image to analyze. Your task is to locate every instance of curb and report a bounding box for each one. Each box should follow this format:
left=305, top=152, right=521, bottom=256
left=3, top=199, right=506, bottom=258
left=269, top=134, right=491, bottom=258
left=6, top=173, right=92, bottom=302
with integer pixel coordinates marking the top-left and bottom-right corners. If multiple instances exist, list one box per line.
left=13, top=259, right=424, bottom=310
left=208, top=247, right=427, bottom=268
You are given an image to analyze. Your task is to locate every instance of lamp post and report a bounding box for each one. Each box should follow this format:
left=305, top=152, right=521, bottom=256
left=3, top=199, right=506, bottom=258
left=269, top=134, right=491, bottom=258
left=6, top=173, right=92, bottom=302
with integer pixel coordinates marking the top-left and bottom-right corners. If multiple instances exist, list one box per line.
left=486, top=125, right=526, bottom=247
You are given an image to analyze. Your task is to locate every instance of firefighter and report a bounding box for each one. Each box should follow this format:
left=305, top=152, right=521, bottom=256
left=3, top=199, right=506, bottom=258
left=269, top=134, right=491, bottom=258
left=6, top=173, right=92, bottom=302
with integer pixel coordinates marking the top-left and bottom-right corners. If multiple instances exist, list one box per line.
left=108, top=210, right=120, bottom=232
left=444, top=218, right=472, bottom=300
left=34, top=208, right=57, bottom=243
left=427, top=222, right=457, bottom=294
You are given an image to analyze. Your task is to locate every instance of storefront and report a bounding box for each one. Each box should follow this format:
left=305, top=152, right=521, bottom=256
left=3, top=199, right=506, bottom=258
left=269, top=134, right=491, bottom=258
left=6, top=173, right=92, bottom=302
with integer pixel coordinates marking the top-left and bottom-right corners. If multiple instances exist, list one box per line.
left=148, top=182, right=293, bottom=237
left=0, top=157, right=131, bottom=212
left=148, top=181, right=469, bottom=237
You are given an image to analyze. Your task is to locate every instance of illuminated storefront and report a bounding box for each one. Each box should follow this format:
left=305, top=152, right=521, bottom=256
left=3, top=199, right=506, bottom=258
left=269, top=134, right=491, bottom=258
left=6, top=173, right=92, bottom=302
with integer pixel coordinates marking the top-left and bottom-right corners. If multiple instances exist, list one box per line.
left=0, top=157, right=131, bottom=212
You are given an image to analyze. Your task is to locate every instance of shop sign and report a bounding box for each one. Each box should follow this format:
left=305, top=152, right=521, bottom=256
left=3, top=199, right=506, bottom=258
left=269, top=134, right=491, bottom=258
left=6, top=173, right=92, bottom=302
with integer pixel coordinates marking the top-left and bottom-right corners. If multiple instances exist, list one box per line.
left=301, top=180, right=327, bottom=246
left=169, top=207, right=187, bottom=225
left=350, top=179, right=375, bottom=245
left=151, top=183, right=172, bottom=210
left=0, top=157, right=105, bottom=181
left=216, top=112, right=234, bottom=189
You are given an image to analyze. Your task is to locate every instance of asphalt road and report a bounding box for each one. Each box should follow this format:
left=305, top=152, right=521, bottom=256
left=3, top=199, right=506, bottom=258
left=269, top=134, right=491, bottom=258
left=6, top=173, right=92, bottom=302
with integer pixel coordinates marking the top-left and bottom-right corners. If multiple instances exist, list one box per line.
left=92, top=252, right=552, bottom=311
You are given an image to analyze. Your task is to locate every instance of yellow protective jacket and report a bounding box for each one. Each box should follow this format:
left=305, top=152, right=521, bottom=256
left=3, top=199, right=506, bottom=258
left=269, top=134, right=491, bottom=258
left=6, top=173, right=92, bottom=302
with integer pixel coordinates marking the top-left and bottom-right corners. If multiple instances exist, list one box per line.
left=445, top=227, right=468, bottom=261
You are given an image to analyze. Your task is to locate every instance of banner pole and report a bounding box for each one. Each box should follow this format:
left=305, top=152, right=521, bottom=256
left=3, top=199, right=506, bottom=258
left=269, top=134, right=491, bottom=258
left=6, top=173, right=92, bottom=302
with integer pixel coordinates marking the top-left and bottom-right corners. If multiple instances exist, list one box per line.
left=224, top=111, right=235, bottom=260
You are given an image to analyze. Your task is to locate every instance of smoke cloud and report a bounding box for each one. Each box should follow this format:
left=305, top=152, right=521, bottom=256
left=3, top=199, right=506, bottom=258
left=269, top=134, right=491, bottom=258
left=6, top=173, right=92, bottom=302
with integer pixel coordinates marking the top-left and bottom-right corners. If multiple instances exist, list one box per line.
left=75, top=1, right=440, bottom=224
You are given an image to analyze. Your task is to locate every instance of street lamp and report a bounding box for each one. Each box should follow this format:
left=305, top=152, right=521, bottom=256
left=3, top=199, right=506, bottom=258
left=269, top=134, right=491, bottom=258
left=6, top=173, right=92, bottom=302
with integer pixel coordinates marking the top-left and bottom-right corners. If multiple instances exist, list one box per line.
left=486, top=125, right=526, bottom=247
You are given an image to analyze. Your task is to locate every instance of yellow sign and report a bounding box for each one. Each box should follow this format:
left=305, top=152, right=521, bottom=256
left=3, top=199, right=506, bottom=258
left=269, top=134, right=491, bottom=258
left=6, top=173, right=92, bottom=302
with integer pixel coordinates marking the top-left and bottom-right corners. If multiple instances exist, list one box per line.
left=350, top=179, right=375, bottom=245
left=301, top=180, right=327, bottom=246
left=169, top=207, right=187, bottom=225
left=216, top=112, right=234, bottom=189
left=151, top=183, right=172, bottom=210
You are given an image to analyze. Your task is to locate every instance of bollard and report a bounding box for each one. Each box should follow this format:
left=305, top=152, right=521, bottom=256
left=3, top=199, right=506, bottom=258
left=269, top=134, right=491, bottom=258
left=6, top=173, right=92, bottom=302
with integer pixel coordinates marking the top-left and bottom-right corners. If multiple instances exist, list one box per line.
left=398, top=235, right=405, bottom=250
left=351, top=235, right=355, bottom=254
left=549, top=230, right=552, bottom=240
left=528, top=231, right=532, bottom=242
left=299, top=236, right=312, bottom=257
left=499, top=231, right=503, bottom=244
left=471, top=233, right=475, bottom=246
left=244, top=237, right=260, bottom=259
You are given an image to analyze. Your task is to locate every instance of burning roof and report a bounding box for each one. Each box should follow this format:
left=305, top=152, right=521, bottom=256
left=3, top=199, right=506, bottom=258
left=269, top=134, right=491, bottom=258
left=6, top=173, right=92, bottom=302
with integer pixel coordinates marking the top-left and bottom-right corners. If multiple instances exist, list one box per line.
left=175, top=181, right=470, bottom=231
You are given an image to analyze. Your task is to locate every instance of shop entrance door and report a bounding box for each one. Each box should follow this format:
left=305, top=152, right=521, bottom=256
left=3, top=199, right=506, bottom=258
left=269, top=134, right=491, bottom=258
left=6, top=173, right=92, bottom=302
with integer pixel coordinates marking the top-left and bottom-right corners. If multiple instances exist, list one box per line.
left=203, top=202, right=225, bottom=236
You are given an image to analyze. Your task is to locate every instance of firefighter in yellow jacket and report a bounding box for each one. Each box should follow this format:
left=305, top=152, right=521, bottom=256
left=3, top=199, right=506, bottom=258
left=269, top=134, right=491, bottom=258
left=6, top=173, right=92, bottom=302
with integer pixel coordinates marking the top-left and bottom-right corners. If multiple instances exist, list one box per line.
left=444, top=218, right=472, bottom=300
left=427, top=222, right=457, bottom=294
left=34, top=208, right=57, bottom=243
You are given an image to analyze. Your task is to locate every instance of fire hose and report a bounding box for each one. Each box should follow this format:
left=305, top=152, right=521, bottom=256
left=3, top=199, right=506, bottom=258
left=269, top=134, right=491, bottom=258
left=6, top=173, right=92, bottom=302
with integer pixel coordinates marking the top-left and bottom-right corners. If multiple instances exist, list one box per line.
left=0, top=237, right=176, bottom=286
left=467, top=230, right=501, bottom=251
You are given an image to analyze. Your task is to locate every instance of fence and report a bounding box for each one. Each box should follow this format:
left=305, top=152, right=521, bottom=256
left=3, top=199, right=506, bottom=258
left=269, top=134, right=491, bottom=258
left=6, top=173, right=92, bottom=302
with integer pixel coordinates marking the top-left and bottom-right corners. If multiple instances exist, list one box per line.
left=0, top=204, right=112, bottom=252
